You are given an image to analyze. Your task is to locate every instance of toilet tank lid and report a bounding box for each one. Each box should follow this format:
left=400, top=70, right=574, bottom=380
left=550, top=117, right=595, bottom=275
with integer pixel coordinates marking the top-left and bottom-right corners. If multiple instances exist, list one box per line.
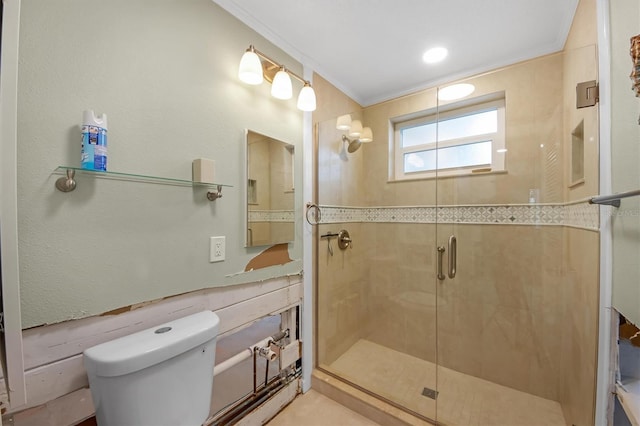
left=83, top=311, right=219, bottom=377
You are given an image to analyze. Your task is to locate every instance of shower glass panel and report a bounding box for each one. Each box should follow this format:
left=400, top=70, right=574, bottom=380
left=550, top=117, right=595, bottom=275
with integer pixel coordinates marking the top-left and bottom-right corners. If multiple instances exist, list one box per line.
left=315, top=93, right=440, bottom=421
left=433, top=69, right=565, bottom=424
left=315, top=44, right=600, bottom=426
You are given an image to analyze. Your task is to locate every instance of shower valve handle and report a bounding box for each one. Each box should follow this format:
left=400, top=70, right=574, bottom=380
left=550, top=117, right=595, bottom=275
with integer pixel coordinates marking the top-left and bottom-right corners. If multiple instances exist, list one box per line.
left=337, top=230, right=352, bottom=250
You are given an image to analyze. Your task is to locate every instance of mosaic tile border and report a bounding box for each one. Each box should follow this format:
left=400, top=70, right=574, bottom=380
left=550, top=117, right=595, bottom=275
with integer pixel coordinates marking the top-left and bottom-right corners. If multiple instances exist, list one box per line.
left=316, top=201, right=599, bottom=231
left=564, top=201, right=600, bottom=230
left=248, top=210, right=295, bottom=223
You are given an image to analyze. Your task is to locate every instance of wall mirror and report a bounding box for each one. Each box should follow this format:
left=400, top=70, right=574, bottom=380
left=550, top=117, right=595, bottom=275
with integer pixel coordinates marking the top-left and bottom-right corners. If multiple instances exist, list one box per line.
left=245, top=130, right=295, bottom=247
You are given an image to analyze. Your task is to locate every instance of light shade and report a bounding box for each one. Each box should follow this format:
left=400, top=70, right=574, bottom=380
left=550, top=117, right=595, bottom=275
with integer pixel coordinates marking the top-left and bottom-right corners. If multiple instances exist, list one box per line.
left=360, top=127, right=373, bottom=143
left=336, top=114, right=352, bottom=130
left=271, top=68, right=293, bottom=100
left=297, top=84, right=317, bottom=111
left=238, top=50, right=264, bottom=85
left=437, top=83, right=475, bottom=101
left=348, top=120, right=363, bottom=138
left=423, top=47, right=448, bottom=64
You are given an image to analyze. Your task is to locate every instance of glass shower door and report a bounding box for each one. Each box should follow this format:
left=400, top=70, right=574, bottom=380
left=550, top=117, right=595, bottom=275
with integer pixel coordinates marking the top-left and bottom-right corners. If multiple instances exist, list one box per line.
left=434, top=44, right=600, bottom=425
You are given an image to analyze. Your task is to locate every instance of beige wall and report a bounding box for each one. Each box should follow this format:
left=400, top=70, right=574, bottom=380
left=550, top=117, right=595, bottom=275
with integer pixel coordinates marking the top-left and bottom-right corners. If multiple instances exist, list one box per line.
left=312, top=75, right=363, bottom=124
left=316, top=222, right=368, bottom=365
left=558, top=1, right=600, bottom=424
left=313, top=75, right=366, bottom=366
left=363, top=54, right=563, bottom=207
left=559, top=227, right=600, bottom=426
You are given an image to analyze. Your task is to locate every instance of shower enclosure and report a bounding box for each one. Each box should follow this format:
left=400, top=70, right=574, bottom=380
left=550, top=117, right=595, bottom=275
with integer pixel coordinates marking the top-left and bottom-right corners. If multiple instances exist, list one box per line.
left=314, top=44, right=600, bottom=426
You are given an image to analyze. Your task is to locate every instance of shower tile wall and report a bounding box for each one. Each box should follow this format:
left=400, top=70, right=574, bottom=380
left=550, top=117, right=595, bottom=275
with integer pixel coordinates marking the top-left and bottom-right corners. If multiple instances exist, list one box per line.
left=560, top=227, right=599, bottom=426
left=358, top=50, right=571, bottom=397
left=314, top=75, right=367, bottom=366
left=315, top=3, right=598, bottom=424
left=317, top=221, right=368, bottom=365
left=315, top=117, right=371, bottom=363
left=559, top=3, right=600, bottom=423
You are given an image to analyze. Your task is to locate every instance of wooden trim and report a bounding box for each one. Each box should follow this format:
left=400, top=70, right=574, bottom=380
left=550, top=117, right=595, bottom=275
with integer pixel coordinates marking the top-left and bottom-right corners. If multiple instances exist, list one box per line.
left=22, top=275, right=301, bottom=370
left=2, top=277, right=301, bottom=417
left=616, top=382, right=640, bottom=426
left=0, top=0, right=27, bottom=409
left=13, top=356, right=87, bottom=411
left=235, top=379, right=300, bottom=426
left=10, top=388, right=94, bottom=426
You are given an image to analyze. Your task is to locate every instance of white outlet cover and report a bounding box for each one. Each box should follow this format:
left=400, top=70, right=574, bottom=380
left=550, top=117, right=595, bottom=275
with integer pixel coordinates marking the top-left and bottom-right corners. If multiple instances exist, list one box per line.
left=210, top=236, right=225, bottom=262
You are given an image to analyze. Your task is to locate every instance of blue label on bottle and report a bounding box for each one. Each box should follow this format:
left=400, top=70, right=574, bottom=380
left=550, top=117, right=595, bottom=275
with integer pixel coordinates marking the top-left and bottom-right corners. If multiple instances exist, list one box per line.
left=81, top=125, right=107, bottom=171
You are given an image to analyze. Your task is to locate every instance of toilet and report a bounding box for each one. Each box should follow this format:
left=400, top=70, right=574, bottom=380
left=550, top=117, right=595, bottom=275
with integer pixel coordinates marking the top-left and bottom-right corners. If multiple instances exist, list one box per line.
left=83, top=310, right=220, bottom=426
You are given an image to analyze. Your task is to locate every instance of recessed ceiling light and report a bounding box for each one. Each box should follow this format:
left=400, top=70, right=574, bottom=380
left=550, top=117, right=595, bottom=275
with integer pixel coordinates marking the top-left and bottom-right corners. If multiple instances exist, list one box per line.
left=437, top=83, right=475, bottom=101
left=422, top=47, right=448, bottom=64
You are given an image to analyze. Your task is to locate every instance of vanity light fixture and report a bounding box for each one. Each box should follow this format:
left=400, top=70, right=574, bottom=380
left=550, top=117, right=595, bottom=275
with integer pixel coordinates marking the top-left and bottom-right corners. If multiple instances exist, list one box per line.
left=238, top=45, right=317, bottom=111
left=336, top=114, right=373, bottom=153
left=271, top=66, right=293, bottom=100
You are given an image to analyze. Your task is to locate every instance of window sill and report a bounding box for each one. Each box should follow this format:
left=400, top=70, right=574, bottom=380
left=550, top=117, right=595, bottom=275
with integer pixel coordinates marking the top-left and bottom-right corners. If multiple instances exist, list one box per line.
left=388, top=169, right=507, bottom=184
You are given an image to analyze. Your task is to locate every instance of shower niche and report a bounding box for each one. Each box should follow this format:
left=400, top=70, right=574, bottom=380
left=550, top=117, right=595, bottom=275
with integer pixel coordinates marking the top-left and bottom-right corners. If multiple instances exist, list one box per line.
left=570, top=119, right=585, bottom=187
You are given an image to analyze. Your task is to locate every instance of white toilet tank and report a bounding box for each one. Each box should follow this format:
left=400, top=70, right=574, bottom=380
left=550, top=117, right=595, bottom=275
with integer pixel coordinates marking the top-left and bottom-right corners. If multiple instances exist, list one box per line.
left=84, top=310, right=220, bottom=426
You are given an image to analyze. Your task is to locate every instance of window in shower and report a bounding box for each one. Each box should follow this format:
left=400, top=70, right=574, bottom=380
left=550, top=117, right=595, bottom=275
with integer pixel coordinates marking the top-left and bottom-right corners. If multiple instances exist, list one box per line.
left=392, top=96, right=506, bottom=180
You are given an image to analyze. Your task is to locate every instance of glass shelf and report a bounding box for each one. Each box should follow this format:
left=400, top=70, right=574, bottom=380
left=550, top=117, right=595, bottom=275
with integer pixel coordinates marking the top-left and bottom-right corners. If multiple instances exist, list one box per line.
left=54, top=166, right=231, bottom=200
left=55, top=166, right=231, bottom=188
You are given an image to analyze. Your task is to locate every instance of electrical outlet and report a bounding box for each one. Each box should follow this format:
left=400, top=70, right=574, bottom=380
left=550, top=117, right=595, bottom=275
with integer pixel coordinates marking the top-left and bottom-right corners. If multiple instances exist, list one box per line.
left=210, top=236, right=225, bottom=262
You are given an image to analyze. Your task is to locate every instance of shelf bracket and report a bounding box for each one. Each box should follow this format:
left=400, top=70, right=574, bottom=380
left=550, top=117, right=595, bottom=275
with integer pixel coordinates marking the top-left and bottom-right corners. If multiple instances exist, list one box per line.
left=55, top=169, right=77, bottom=192
left=207, top=185, right=223, bottom=201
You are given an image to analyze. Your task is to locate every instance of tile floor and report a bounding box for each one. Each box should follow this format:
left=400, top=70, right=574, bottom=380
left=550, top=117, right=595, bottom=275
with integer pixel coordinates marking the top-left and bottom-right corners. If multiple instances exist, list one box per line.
left=268, top=389, right=380, bottom=426
left=324, top=339, right=566, bottom=426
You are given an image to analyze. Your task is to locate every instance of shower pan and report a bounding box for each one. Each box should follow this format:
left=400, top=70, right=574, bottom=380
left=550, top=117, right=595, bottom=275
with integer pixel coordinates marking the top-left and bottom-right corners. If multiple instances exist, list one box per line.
left=314, top=44, right=600, bottom=426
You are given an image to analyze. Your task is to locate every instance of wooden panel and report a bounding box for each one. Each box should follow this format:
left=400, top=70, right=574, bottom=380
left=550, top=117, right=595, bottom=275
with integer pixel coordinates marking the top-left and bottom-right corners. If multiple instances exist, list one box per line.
left=22, top=276, right=300, bottom=370
left=244, top=244, right=293, bottom=271
left=10, top=388, right=94, bottom=426
left=1, top=356, right=87, bottom=414
left=214, top=284, right=302, bottom=337
left=617, top=382, right=640, bottom=426
left=235, top=379, right=299, bottom=426
left=2, top=279, right=302, bottom=415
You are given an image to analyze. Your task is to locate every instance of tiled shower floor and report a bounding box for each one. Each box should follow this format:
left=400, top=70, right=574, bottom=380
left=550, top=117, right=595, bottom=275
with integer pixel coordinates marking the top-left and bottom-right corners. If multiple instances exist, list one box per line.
left=326, top=339, right=566, bottom=426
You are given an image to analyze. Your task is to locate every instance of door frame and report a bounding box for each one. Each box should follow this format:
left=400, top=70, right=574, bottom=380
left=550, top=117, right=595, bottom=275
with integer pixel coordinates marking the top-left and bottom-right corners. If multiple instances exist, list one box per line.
left=0, top=0, right=27, bottom=410
left=594, top=0, right=614, bottom=423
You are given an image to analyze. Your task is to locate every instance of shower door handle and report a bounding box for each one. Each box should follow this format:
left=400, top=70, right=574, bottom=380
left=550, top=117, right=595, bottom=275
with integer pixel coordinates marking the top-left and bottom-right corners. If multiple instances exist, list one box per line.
left=437, top=246, right=446, bottom=281
left=448, top=235, right=457, bottom=279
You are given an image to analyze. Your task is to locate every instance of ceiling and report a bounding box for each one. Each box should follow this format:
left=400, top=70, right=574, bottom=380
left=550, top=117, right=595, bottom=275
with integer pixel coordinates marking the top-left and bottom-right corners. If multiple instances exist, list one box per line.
left=213, top=0, right=579, bottom=107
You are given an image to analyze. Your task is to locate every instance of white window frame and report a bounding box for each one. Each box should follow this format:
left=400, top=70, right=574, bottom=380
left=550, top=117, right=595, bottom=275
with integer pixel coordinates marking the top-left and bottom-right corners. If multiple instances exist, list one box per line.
left=392, top=96, right=506, bottom=181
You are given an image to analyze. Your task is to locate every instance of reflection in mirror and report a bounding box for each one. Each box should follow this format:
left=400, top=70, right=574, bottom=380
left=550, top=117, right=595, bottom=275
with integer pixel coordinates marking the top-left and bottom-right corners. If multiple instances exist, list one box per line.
left=245, top=130, right=295, bottom=247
